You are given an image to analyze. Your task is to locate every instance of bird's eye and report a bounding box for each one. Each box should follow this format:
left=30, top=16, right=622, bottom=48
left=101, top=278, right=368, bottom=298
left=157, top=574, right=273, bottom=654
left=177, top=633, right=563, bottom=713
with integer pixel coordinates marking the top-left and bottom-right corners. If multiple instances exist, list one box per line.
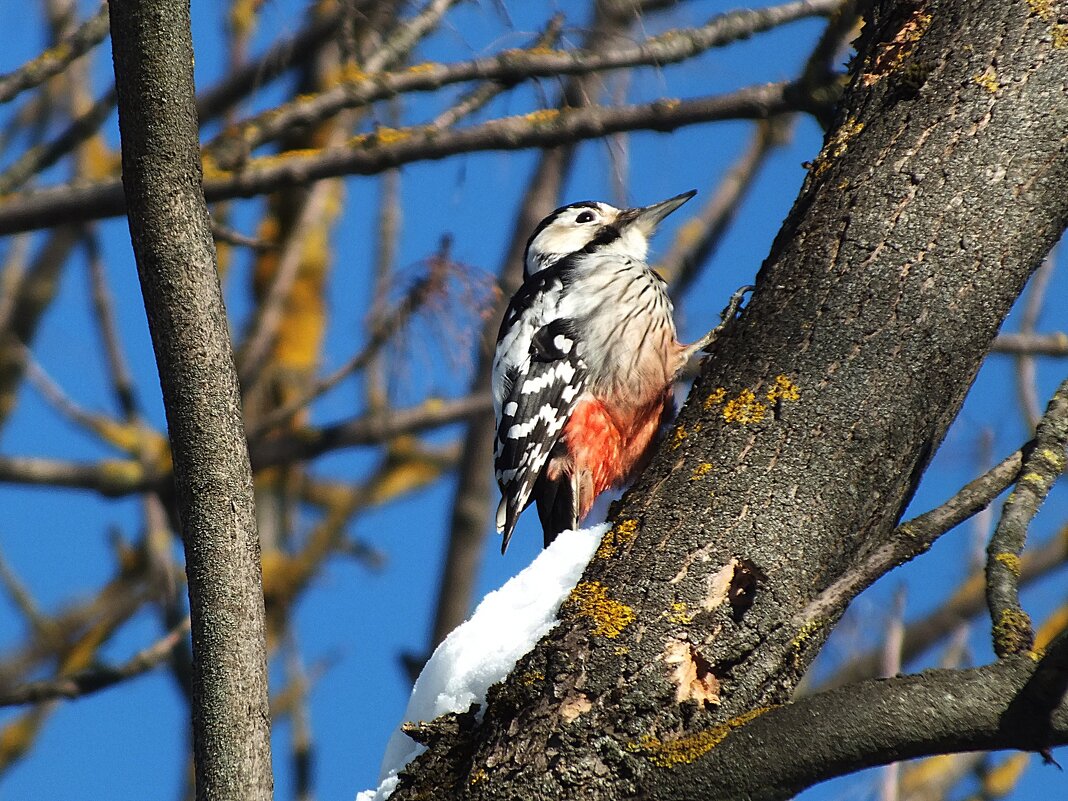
left=575, top=211, right=595, bottom=224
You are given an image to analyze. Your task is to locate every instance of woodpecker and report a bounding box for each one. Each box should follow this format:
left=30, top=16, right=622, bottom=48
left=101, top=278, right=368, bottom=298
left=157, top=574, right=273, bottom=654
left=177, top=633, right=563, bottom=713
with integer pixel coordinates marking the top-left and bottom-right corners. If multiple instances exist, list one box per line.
left=492, top=190, right=744, bottom=553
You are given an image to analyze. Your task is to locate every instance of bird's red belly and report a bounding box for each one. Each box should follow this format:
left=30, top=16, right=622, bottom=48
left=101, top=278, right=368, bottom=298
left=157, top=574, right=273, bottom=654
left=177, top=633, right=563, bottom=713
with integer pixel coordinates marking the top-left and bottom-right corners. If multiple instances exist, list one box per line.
left=561, top=394, right=668, bottom=515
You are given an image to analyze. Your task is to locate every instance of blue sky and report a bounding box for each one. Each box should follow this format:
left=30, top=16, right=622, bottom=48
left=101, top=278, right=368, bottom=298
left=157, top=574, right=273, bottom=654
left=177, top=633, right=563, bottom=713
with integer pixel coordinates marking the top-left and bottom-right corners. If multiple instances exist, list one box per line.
left=0, top=2, right=1065, bottom=800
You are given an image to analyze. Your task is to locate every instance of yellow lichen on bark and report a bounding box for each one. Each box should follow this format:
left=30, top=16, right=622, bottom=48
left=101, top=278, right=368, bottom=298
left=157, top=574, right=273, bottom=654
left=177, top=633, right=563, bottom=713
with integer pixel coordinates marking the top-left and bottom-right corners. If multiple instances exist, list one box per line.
left=722, top=389, right=766, bottom=424
left=568, top=582, right=635, bottom=638
left=993, top=552, right=1021, bottom=576
left=690, top=462, right=713, bottom=481
left=523, top=108, right=560, bottom=125
left=703, top=387, right=727, bottom=410
left=790, top=620, right=824, bottom=670
left=993, top=608, right=1033, bottom=656
left=638, top=706, right=776, bottom=767
left=861, top=8, right=933, bottom=85
left=596, top=519, right=639, bottom=559
left=667, top=602, right=694, bottom=625
left=766, top=374, right=800, bottom=403
left=811, top=116, right=865, bottom=178
left=670, top=424, right=688, bottom=449
left=973, top=66, right=1000, bottom=93
left=1027, top=0, right=1068, bottom=47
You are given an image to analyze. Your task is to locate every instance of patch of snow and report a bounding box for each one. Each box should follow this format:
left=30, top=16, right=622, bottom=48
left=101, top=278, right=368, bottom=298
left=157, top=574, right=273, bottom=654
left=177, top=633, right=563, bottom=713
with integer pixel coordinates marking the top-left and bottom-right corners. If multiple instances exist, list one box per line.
left=355, top=524, right=606, bottom=801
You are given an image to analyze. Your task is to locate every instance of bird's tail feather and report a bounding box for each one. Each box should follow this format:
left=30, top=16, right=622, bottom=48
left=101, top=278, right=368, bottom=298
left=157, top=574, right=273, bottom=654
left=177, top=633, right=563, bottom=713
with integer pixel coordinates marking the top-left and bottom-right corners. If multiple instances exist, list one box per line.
left=533, top=472, right=578, bottom=549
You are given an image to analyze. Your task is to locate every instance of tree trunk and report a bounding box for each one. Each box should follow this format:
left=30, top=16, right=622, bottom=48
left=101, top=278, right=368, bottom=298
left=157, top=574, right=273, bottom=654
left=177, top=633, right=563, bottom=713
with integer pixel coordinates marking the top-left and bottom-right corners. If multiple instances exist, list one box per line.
left=109, top=1, right=273, bottom=799
left=393, top=0, right=1068, bottom=797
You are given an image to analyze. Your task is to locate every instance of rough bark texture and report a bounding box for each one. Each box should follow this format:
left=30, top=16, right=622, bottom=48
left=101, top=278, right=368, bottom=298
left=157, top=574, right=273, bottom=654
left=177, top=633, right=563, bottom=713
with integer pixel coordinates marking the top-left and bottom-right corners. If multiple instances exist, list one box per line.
left=108, top=2, right=273, bottom=800
left=392, top=0, right=1068, bottom=798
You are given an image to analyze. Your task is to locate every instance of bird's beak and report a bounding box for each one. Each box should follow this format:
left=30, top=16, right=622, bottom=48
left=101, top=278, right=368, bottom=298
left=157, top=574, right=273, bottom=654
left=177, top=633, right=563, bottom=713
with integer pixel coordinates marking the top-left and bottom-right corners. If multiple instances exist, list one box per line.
left=620, top=190, right=697, bottom=236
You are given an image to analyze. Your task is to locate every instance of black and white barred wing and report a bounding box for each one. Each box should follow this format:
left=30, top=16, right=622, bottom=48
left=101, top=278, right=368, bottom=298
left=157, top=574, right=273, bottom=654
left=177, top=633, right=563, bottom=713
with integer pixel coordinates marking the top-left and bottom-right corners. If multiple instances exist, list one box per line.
left=493, top=319, right=586, bottom=553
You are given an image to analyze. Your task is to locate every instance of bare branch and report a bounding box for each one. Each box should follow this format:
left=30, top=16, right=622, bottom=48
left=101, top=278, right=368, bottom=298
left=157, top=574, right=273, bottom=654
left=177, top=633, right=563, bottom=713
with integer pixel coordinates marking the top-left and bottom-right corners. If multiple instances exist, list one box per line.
left=206, top=0, right=838, bottom=166
left=0, top=454, right=153, bottom=494
left=1013, top=256, right=1055, bottom=428
left=987, top=378, right=1068, bottom=656
left=247, top=253, right=447, bottom=439
left=0, top=80, right=811, bottom=235
left=195, top=6, right=343, bottom=122
left=656, top=645, right=1068, bottom=801
left=992, top=332, right=1068, bottom=356
left=85, top=234, right=139, bottom=418
left=661, top=117, right=792, bottom=298
left=824, top=524, right=1068, bottom=689
left=250, top=393, right=492, bottom=468
left=0, top=88, right=117, bottom=195
left=0, top=618, right=190, bottom=707
left=0, top=2, right=110, bottom=105
left=796, top=448, right=1023, bottom=629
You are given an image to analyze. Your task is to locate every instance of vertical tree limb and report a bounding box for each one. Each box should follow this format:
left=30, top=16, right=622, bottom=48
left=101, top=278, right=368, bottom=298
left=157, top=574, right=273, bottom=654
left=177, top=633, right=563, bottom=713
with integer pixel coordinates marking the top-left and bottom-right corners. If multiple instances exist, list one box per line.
left=107, top=1, right=272, bottom=799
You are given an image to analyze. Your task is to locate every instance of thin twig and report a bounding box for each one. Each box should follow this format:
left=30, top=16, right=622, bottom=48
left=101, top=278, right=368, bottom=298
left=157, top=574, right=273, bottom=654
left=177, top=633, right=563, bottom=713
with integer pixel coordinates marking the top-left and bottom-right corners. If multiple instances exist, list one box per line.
left=0, top=2, right=110, bottom=105
left=0, top=454, right=150, bottom=494
left=195, top=7, right=344, bottom=122
left=1013, top=255, right=1054, bottom=428
left=880, top=588, right=906, bottom=801
left=0, top=88, right=117, bottom=196
left=84, top=234, right=139, bottom=418
left=236, top=163, right=339, bottom=386
left=821, top=523, right=1068, bottom=689
left=247, top=257, right=445, bottom=439
left=0, top=79, right=816, bottom=235
left=661, top=117, right=792, bottom=299
left=0, top=235, right=32, bottom=335
left=0, top=548, right=50, bottom=636
left=209, top=219, right=275, bottom=251
left=0, top=394, right=490, bottom=496
left=798, top=448, right=1024, bottom=627
left=0, top=618, right=191, bottom=706
left=282, top=628, right=316, bottom=801
left=205, top=0, right=838, bottom=166
left=366, top=158, right=402, bottom=410
left=986, top=378, right=1068, bottom=657
left=991, top=332, right=1068, bottom=356
left=249, top=392, right=492, bottom=468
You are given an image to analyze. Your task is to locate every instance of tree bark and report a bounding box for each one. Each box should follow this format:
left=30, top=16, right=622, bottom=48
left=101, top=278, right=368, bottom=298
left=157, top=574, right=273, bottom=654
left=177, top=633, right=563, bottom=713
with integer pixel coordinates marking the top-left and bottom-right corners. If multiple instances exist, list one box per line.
left=393, top=0, right=1068, bottom=797
left=108, top=2, right=273, bottom=800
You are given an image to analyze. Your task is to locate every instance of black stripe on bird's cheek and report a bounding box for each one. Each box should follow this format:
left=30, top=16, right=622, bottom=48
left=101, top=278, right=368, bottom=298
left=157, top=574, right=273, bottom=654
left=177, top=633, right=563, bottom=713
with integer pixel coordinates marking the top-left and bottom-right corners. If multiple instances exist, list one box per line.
left=580, top=225, right=622, bottom=253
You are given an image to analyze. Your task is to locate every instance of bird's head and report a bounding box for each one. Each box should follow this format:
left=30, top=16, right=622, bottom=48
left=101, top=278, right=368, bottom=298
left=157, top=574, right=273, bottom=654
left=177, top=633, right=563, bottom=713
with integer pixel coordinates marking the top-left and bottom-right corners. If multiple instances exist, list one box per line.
left=522, top=190, right=696, bottom=277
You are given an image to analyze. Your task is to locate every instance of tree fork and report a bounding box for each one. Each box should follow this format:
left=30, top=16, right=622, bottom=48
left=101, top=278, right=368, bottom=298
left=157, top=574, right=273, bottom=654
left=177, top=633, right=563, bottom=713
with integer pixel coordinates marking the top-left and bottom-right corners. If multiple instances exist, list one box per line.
left=392, top=0, right=1068, bottom=798
left=108, top=1, right=273, bottom=799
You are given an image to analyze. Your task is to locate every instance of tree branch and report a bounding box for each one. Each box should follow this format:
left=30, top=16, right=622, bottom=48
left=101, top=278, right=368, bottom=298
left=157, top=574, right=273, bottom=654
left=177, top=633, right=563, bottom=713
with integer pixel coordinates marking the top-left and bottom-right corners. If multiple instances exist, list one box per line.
left=0, top=618, right=190, bottom=706
left=656, top=643, right=1068, bottom=801
left=987, top=378, right=1068, bottom=656
left=824, top=524, right=1068, bottom=689
left=0, top=81, right=811, bottom=235
left=992, top=332, right=1068, bottom=356
left=0, top=1, right=110, bottom=104
left=205, top=0, right=839, bottom=167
